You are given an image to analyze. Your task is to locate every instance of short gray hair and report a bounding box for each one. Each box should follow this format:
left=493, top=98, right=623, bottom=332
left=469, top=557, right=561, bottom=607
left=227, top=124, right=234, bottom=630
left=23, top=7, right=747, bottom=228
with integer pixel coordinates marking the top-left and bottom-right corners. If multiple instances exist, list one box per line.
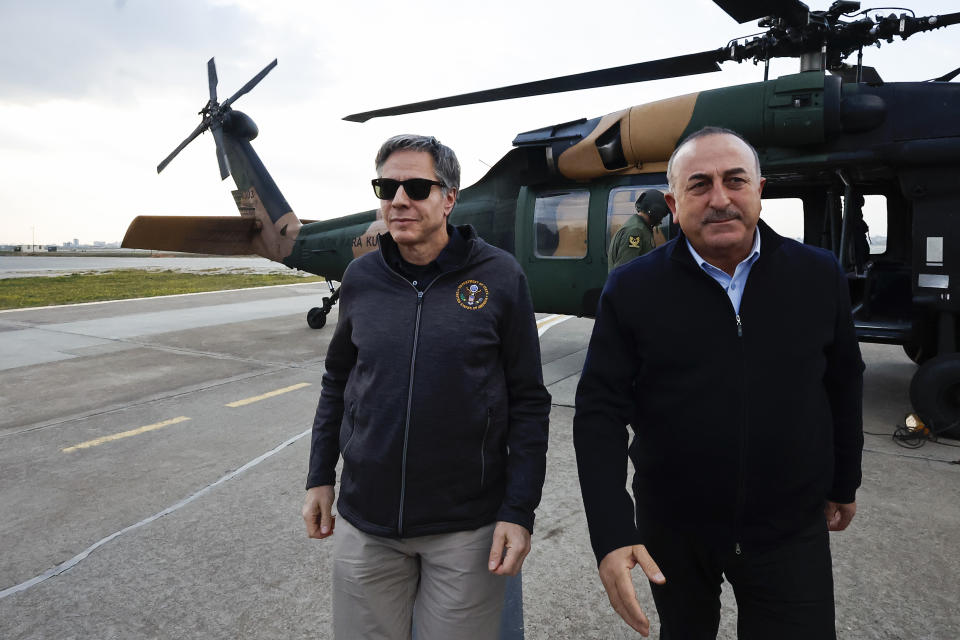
left=374, top=134, right=461, bottom=194
left=666, top=126, right=761, bottom=190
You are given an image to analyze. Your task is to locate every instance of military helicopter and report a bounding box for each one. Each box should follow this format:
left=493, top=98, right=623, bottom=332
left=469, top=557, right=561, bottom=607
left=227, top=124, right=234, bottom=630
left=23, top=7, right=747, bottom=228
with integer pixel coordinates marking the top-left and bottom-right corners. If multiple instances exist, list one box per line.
left=122, top=0, right=960, bottom=438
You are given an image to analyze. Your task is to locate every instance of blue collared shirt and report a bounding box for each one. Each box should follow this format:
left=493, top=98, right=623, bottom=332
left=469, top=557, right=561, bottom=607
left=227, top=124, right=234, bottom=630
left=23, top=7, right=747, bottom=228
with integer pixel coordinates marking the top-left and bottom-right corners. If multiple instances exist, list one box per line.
left=686, top=228, right=761, bottom=313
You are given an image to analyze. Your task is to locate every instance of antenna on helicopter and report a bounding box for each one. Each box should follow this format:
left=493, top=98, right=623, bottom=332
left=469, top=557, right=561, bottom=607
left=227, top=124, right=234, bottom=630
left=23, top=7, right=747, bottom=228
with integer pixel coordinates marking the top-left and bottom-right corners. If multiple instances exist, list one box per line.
left=157, top=58, right=278, bottom=180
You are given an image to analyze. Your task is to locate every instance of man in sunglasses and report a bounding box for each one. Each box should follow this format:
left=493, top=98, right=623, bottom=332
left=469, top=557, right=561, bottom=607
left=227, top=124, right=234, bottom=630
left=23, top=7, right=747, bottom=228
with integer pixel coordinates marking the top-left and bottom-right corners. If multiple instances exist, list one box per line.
left=303, top=134, right=550, bottom=639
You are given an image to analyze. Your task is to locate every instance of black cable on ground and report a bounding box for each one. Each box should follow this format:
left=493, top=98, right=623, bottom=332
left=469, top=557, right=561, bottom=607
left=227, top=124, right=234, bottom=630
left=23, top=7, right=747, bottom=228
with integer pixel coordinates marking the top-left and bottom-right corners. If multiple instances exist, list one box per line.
left=884, top=418, right=960, bottom=450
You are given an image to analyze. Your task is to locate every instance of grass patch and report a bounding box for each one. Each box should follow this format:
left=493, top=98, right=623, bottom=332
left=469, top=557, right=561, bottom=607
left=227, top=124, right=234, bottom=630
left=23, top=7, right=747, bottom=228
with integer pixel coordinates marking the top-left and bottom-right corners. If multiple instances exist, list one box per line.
left=0, top=269, right=325, bottom=310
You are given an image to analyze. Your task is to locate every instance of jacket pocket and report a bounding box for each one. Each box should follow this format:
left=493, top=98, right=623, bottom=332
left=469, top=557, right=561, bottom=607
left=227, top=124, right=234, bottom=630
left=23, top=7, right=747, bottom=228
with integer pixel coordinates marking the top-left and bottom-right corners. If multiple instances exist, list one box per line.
left=339, top=404, right=357, bottom=459
left=480, top=409, right=492, bottom=490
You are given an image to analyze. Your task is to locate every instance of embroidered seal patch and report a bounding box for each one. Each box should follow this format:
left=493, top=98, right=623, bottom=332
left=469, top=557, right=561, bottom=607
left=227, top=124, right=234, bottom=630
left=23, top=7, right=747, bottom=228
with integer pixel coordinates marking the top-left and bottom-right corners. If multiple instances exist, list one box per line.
left=628, top=235, right=642, bottom=248
left=456, top=280, right=489, bottom=310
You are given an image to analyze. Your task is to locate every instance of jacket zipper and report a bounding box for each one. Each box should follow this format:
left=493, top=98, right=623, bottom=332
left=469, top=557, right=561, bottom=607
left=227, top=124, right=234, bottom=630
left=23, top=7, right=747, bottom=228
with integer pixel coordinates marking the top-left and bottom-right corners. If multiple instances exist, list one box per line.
left=378, top=243, right=474, bottom=537
left=397, top=288, right=424, bottom=536
left=734, top=311, right=748, bottom=557
left=681, top=242, right=754, bottom=557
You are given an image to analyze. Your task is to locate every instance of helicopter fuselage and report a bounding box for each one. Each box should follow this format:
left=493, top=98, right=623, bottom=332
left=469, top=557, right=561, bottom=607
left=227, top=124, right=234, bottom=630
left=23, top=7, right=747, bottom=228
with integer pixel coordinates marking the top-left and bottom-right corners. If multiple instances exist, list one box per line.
left=123, top=68, right=960, bottom=438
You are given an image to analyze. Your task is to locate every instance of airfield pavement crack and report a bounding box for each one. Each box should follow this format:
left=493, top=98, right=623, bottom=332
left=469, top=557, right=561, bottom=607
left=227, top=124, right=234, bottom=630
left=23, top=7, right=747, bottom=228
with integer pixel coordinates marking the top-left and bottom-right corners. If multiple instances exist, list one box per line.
left=1, top=365, right=322, bottom=440
left=0, top=427, right=311, bottom=601
left=10, top=320, right=327, bottom=370
left=862, top=445, right=960, bottom=466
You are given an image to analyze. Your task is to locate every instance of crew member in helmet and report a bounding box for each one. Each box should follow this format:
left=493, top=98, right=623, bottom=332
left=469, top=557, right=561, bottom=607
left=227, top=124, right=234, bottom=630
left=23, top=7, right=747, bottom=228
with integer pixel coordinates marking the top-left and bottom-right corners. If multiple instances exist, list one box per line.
left=608, top=189, right=670, bottom=271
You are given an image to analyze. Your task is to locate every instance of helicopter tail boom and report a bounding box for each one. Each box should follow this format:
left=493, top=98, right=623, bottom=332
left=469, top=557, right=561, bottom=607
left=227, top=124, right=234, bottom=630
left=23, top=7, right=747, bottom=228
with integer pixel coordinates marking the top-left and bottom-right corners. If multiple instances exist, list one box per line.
left=133, top=58, right=307, bottom=265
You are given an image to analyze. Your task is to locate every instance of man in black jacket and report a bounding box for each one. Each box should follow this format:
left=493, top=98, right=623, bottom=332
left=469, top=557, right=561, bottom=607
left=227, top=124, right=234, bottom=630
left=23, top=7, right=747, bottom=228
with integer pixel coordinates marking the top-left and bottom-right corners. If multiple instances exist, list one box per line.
left=574, top=127, right=863, bottom=639
left=302, top=134, right=550, bottom=639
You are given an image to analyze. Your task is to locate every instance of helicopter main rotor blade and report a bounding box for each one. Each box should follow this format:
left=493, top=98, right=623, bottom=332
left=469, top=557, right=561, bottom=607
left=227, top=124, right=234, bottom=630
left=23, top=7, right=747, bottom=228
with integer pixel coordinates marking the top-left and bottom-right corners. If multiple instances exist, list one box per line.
left=221, top=59, right=278, bottom=110
left=208, top=57, right=218, bottom=103
left=713, top=0, right=809, bottom=25
left=344, top=50, right=725, bottom=123
left=157, top=119, right=210, bottom=174
left=210, top=123, right=231, bottom=180
left=932, top=65, right=960, bottom=83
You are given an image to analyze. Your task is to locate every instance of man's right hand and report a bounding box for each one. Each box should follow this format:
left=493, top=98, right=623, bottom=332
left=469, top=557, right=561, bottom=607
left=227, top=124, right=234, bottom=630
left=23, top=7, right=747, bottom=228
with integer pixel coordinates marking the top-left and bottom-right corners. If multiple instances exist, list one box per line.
left=598, top=544, right=666, bottom=637
left=302, top=485, right=336, bottom=539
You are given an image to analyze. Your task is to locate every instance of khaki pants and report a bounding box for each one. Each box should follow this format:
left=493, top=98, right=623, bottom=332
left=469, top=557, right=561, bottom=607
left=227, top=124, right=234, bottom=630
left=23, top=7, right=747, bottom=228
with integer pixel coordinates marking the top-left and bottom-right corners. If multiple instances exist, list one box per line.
left=333, top=519, right=506, bottom=640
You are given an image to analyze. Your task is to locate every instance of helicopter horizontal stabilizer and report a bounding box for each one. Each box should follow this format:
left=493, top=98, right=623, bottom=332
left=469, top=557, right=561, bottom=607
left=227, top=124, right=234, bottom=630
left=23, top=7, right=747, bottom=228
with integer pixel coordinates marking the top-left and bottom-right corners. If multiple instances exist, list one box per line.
left=121, top=214, right=317, bottom=257
left=121, top=216, right=259, bottom=255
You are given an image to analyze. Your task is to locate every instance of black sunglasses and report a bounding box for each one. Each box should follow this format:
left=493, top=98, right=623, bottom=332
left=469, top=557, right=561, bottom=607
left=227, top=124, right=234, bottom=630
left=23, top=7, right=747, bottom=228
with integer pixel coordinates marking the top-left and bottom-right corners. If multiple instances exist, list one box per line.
left=372, top=178, right=445, bottom=201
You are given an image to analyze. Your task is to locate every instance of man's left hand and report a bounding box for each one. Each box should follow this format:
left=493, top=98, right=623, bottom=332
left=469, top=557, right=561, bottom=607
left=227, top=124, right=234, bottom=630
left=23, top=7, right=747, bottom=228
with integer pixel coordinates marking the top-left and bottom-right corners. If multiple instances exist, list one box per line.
left=825, top=500, right=856, bottom=531
left=488, top=521, right=531, bottom=576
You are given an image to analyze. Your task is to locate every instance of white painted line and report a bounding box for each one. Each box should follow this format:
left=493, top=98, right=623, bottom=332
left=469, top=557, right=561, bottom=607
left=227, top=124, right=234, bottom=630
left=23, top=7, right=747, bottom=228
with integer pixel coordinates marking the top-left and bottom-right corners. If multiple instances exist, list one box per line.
left=0, top=281, right=326, bottom=314
left=1, top=428, right=311, bottom=600
left=226, top=382, right=312, bottom=407
left=537, top=314, right=572, bottom=337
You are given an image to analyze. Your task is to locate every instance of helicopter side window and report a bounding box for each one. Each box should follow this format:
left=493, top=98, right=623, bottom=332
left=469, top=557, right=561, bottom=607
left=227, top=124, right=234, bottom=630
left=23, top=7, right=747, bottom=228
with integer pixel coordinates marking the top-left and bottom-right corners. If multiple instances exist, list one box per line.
left=862, top=195, right=887, bottom=255
left=762, top=194, right=887, bottom=256
left=606, top=186, right=668, bottom=252
left=759, top=198, right=805, bottom=243
left=533, top=190, right=589, bottom=259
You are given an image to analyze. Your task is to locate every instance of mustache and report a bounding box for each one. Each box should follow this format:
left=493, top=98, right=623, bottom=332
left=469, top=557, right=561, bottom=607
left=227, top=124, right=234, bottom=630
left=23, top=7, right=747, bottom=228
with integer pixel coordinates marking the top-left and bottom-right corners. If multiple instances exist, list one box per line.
left=703, top=208, right=741, bottom=223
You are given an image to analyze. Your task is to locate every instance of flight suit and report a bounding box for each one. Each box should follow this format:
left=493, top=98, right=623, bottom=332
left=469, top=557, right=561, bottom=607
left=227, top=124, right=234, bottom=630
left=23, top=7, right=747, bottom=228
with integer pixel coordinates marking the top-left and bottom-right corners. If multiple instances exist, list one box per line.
left=608, top=214, right=656, bottom=271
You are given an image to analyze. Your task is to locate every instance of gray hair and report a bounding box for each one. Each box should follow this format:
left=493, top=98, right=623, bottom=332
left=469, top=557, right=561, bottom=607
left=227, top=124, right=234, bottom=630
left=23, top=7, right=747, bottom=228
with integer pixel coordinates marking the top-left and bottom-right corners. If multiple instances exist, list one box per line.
left=374, top=134, right=461, bottom=194
left=666, top=126, right=761, bottom=190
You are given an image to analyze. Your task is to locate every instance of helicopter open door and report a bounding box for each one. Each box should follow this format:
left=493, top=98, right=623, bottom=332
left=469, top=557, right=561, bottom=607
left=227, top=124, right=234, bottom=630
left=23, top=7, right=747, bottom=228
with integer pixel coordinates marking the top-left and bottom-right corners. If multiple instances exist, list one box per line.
left=515, top=179, right=674, bottom=318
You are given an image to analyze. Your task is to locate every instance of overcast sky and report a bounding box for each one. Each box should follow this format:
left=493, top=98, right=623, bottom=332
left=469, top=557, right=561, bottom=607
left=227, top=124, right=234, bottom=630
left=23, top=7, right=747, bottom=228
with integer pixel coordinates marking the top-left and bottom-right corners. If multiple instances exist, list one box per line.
left=1, top=0, right=957, bottom=245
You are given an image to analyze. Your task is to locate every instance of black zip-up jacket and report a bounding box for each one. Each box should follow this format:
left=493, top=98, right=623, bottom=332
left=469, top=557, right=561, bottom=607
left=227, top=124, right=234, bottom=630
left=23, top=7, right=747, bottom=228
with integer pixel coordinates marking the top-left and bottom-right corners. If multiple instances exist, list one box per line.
left=574, top=221, right=864, bottom=564
left=307, top=225, right=550, bottom=538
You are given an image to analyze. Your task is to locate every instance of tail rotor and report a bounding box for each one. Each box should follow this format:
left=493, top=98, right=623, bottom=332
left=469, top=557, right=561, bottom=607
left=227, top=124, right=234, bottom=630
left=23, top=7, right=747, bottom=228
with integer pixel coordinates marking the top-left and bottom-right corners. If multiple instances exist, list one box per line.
left=157, top=57, right=277, bottom=180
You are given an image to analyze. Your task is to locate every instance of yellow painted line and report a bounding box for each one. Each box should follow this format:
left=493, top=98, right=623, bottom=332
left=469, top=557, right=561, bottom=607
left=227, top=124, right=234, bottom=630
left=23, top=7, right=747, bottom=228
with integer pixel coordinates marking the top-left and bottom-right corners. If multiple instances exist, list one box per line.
left=537, top=314, right=572, bottom=337
left=226, top=382, right=312, bottom=408
left=62, top=416, right=191, bottom=453
left=536, top=314, right=560, bottom=328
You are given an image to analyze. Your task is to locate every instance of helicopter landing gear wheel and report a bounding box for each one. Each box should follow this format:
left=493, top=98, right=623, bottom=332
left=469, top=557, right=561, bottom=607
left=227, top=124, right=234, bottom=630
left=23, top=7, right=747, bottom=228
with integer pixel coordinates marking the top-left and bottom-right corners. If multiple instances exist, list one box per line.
left=910, top=353, right=960, bottom=439
left=307, top=307, right=327, bottom=329
left=904, top=318, right=938, bottom=365
left=903, top=342, right=929, bottom=365
left=306, top=286, right=340, bottom=330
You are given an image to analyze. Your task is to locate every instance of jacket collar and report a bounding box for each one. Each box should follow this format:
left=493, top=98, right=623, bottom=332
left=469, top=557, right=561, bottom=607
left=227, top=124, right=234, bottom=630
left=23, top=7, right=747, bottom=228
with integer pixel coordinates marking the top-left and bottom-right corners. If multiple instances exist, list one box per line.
left=668, top=218, right=784, bottom=270
left=378, top=223, right=479, bottom=275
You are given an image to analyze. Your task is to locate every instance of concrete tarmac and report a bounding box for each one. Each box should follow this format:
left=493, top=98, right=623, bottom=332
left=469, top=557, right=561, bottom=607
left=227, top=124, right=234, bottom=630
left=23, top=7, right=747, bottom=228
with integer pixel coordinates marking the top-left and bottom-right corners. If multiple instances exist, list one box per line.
left=0, top=283, right=957, bottom=639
